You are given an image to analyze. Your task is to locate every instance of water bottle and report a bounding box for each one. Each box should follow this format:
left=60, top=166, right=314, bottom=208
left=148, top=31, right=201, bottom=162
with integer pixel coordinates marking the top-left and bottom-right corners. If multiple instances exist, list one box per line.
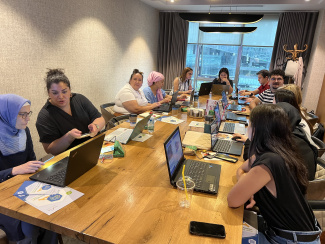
left=148, top=116, right=154, bottom=134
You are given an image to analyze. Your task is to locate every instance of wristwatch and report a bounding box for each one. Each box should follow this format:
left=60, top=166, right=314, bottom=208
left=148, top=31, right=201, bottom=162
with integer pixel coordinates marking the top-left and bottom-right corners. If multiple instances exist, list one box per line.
left=249, top=92, right=253, bottom=97
left=93, top=123, right=99, bottom=130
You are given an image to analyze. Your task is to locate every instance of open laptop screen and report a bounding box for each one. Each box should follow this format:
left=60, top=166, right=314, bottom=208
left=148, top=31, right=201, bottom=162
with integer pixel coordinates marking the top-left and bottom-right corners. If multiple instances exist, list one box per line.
left=165, top=128, right=183, bottom=177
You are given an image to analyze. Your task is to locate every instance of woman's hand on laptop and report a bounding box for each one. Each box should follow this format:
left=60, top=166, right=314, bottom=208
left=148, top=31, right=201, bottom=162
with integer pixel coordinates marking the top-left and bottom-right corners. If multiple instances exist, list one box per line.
left=232, top=133, right=248, bottom=142
left=12, top=161, right=45, bottom=175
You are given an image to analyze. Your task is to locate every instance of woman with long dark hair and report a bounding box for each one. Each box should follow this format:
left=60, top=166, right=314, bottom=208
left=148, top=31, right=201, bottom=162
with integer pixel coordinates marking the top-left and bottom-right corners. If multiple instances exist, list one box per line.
left=228, top=104, right=321, bottom=243
left=212, top=67, right=234, bottom=94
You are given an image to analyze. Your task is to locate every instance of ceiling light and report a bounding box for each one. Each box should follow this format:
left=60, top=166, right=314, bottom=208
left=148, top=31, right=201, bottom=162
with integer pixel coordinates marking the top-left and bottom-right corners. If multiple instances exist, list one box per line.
left=179, top=13, right=263, bottom=24
left=199, top=26, right=257, bottom=33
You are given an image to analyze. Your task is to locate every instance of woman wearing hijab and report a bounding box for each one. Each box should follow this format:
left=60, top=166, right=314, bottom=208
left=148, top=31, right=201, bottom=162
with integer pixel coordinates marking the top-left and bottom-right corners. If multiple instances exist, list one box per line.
left=143, top=71, right=172, bottom=104
left=0, top=94, right=57, bottom=243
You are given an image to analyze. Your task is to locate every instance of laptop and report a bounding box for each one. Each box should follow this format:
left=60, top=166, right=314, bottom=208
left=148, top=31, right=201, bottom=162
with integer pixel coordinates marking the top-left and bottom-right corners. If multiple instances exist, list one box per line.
left=215, top=103, right=245, bottom=134
left=104, top=114, right=152, bottom=144
left=164, top=127, right=221, bottom=194
left=198, top=82, right=213, bottom=96
left=179, top=89, right=194, bottom=106
left=210, top=119, right=244, bottom=156
left=30, top=134, right=105, bottom=187
left=153, top=91, right=179, bottom=112
left=226, top=111, right=247, bottom=122
left=211, top=84, right=230, bottom=95
left=221, top=91, right=243, bottom=111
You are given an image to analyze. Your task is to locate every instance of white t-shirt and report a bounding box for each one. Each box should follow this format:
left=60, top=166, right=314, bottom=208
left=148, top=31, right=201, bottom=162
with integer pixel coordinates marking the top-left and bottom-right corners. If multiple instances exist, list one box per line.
left=113, top=83, right=148, bottom=114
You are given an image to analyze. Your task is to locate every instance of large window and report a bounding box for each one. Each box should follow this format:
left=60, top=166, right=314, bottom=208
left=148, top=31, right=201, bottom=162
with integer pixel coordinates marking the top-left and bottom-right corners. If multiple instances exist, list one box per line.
left=185, top=15, right=279, bottom=92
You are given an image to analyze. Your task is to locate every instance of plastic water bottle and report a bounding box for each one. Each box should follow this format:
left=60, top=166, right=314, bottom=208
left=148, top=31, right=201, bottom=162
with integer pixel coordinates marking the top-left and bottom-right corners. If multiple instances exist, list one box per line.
left=148, top=116, right=154, bottom=134
left=209, top=91, right=212, bottom=99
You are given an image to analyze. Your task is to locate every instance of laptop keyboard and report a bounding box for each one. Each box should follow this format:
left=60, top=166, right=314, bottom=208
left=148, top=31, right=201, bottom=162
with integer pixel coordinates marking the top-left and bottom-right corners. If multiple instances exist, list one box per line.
left=46, top=168, right=66, bottom=184
left=185, top=160, right=207, bottom=189
left=117, top=130, right=132, bottom=143
left=213, top=139, right=232, bottom=153
left=223, top=123, right=235, bottom=133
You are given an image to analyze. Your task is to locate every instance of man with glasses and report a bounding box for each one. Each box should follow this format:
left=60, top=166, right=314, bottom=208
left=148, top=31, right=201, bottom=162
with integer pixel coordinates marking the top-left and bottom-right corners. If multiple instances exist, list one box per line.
left=249, top=69, right=285, bottom=109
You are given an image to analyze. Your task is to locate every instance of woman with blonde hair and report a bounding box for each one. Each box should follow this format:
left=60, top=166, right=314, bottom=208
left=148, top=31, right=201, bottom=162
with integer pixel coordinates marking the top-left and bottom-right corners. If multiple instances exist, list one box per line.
left=173, top=67, right=193, bottom=94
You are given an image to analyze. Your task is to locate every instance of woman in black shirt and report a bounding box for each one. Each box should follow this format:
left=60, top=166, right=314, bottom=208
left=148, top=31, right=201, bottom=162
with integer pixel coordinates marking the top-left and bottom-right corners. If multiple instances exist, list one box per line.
left=36, top=69, right=105, bottom=155
left=228, top=104, right=321, bottom=243
left=212, top=67, right=234, bottom=94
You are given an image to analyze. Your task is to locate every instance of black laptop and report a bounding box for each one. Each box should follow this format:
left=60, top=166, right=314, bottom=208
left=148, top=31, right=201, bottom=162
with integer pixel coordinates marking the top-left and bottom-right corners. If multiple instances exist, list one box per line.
left=30, top=134, right=105, bottom=187
left=210, top=118, right=243, bottom=156
left=198, top=82, right=213, bottom=96
left=180, top=89, right=194, bottom=106
left=153, top=91, right=179, bottom=112
left=164, top=127, right=221, bottom=195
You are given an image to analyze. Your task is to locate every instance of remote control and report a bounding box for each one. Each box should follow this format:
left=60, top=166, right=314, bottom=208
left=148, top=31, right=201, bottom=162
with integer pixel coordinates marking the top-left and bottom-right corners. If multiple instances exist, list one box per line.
left=214, top=153, right=238, bottom=163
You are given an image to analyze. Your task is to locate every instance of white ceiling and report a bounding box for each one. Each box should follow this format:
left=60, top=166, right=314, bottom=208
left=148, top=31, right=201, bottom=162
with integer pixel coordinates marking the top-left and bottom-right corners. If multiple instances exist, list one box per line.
left=141, top=0, right=325, bottom=12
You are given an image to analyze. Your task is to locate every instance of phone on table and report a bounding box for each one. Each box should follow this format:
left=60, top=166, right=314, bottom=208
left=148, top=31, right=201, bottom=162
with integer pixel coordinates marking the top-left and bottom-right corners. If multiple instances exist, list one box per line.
left=189, top=221, right=226, bottom=239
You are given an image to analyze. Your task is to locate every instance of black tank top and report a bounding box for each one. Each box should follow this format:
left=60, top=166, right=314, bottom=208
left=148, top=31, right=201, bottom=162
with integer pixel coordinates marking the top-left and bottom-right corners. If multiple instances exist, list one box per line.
left=252, top=152, right=316, bottom=231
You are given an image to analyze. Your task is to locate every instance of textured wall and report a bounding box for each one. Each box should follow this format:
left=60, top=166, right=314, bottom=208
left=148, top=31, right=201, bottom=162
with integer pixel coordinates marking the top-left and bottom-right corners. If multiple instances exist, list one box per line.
left=303, top=10, right=325, bottom=111
left=0, top=0, right=159, bottom=158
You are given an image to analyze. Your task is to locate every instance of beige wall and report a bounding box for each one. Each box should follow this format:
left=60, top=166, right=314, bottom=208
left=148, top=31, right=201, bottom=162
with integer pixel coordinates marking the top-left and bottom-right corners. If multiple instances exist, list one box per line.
left=303, top=10, right=325, bottom=111
left=0, top=0, right=159, bottom=158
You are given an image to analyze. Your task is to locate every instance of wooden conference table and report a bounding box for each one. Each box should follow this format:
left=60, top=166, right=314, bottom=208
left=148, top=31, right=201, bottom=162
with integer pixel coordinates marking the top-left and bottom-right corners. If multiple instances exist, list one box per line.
left=0, top=95, right=247, bottom=244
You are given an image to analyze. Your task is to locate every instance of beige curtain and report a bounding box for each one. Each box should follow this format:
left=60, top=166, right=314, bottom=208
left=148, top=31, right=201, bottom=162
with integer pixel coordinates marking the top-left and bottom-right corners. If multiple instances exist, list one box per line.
left=157, top=12, right=189, bottom=90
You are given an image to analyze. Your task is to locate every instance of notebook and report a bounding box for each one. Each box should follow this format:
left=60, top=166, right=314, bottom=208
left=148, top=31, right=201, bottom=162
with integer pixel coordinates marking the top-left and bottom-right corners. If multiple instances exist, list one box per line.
left=30, top=134, right=105, bottom=187
left=198, top=82, right=213, bottom=96
left=211, top=84, right=230, bottom=95
left=210, top=118, right=244, bottom=156
left=104, top=114, right=152, bottom=144
left=221, top=91, right=243, bottom=111
left=153, top=91, right=179, bottom=112
left=215, top=103, right=246, bottom=134
left=164, top=127, right=221, bottom=194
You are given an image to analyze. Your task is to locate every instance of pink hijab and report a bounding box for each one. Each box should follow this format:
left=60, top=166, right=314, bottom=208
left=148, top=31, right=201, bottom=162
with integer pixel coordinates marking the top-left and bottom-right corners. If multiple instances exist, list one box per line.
left=147, top=71, right=164, bottom=102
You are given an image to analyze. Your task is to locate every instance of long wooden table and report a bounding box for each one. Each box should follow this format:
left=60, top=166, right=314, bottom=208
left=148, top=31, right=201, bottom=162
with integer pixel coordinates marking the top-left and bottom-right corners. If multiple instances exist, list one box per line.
left=0, top=95, right=246, bottom=243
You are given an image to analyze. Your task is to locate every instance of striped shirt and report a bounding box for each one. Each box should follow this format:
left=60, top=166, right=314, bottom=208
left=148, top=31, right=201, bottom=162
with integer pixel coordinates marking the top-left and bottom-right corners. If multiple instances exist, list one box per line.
left=258, top=89, right=274, bottom=104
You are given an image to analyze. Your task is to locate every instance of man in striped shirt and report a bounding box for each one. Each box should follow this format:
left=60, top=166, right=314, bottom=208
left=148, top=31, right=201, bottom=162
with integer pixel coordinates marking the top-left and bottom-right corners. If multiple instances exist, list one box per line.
left=249, top=69, right=285, bottom=109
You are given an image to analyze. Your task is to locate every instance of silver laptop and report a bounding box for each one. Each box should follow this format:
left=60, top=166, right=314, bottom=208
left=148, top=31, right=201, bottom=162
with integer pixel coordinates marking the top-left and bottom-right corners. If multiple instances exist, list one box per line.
left=211, top=84, right=230, bottom=95
left=215, top=103, right=245, bottom=135
left=104, top=114, right=151, bottom=144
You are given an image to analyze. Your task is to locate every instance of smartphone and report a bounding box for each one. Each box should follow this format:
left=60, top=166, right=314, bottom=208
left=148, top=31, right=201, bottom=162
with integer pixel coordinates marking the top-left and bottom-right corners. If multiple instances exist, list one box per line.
left=77, top=133, right=90, bottom=139
left=189, top=221, right=226, bottom=239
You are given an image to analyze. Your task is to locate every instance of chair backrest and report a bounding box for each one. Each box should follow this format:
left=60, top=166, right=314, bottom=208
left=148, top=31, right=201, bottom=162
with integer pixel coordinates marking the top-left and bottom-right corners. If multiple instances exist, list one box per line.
left=100, top=102, right=115, bottom=126
left=312, top=136, right=325, bottom=157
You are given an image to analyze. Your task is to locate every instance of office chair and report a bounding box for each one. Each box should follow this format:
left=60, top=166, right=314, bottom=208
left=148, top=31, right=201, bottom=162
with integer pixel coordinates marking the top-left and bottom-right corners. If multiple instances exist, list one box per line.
left=312, top=136, right=325, bottom=157
left=100, top=102, right=116, bottom=130
left=107, top=115, right=129, bottom=130
left=307, top=157, right=325, bottom=231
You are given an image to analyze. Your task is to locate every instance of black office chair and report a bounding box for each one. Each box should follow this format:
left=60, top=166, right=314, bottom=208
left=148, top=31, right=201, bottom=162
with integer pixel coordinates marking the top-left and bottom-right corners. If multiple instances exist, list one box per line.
left=100, top=102, right=116, bottom=130
left=107, top=115, right=129, bottom=130
left=311, top=136, right=325, bottom=158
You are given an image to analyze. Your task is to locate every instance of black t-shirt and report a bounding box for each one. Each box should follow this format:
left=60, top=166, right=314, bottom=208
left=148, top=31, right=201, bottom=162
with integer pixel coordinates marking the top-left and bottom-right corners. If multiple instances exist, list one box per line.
left=212, top=78, right=233, bottom=88
left=36, top=93, right=101, bottom=150
left=0, top=127, right=36, bottom=183
left=252, top=152, right=316, bottom=231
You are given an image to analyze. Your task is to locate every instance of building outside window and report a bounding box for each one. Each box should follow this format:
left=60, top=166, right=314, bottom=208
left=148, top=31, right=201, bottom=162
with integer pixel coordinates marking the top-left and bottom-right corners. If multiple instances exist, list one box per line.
left=185, top=15, right=279, bottom=92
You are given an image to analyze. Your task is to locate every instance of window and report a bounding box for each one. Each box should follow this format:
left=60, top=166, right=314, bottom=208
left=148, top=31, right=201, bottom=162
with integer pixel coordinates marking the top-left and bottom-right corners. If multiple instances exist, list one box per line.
left=185, top=15, right=279, bottom=92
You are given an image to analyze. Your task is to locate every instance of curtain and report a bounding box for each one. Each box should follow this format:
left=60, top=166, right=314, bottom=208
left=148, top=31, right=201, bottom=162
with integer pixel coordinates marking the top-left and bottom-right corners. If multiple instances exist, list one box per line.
left=157, top=12, right=189, bottom=90
left=270, top=12, right=319, bottom=86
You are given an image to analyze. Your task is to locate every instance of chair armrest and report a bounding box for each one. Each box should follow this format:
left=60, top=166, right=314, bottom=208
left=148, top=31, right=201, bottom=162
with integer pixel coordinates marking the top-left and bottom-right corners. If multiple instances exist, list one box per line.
left=308, top=200, right=325, bottom=210
left=317, top=157, right=325, bottom=169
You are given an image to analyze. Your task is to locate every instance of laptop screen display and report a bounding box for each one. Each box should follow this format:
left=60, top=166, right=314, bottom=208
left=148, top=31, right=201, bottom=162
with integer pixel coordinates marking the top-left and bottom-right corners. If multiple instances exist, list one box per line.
left=165, top=128, right=183, bottom=176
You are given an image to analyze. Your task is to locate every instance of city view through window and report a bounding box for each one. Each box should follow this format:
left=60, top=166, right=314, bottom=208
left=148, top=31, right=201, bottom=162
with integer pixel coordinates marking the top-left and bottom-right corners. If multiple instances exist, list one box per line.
left=185, top=15, right=279, bottom=93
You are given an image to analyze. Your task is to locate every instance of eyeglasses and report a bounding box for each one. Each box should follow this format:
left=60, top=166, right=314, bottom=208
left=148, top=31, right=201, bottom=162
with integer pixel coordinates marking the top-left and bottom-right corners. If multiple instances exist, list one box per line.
left=18, top=111, right=33, bottom=119
left=270, top=78, right=284, bottom=81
